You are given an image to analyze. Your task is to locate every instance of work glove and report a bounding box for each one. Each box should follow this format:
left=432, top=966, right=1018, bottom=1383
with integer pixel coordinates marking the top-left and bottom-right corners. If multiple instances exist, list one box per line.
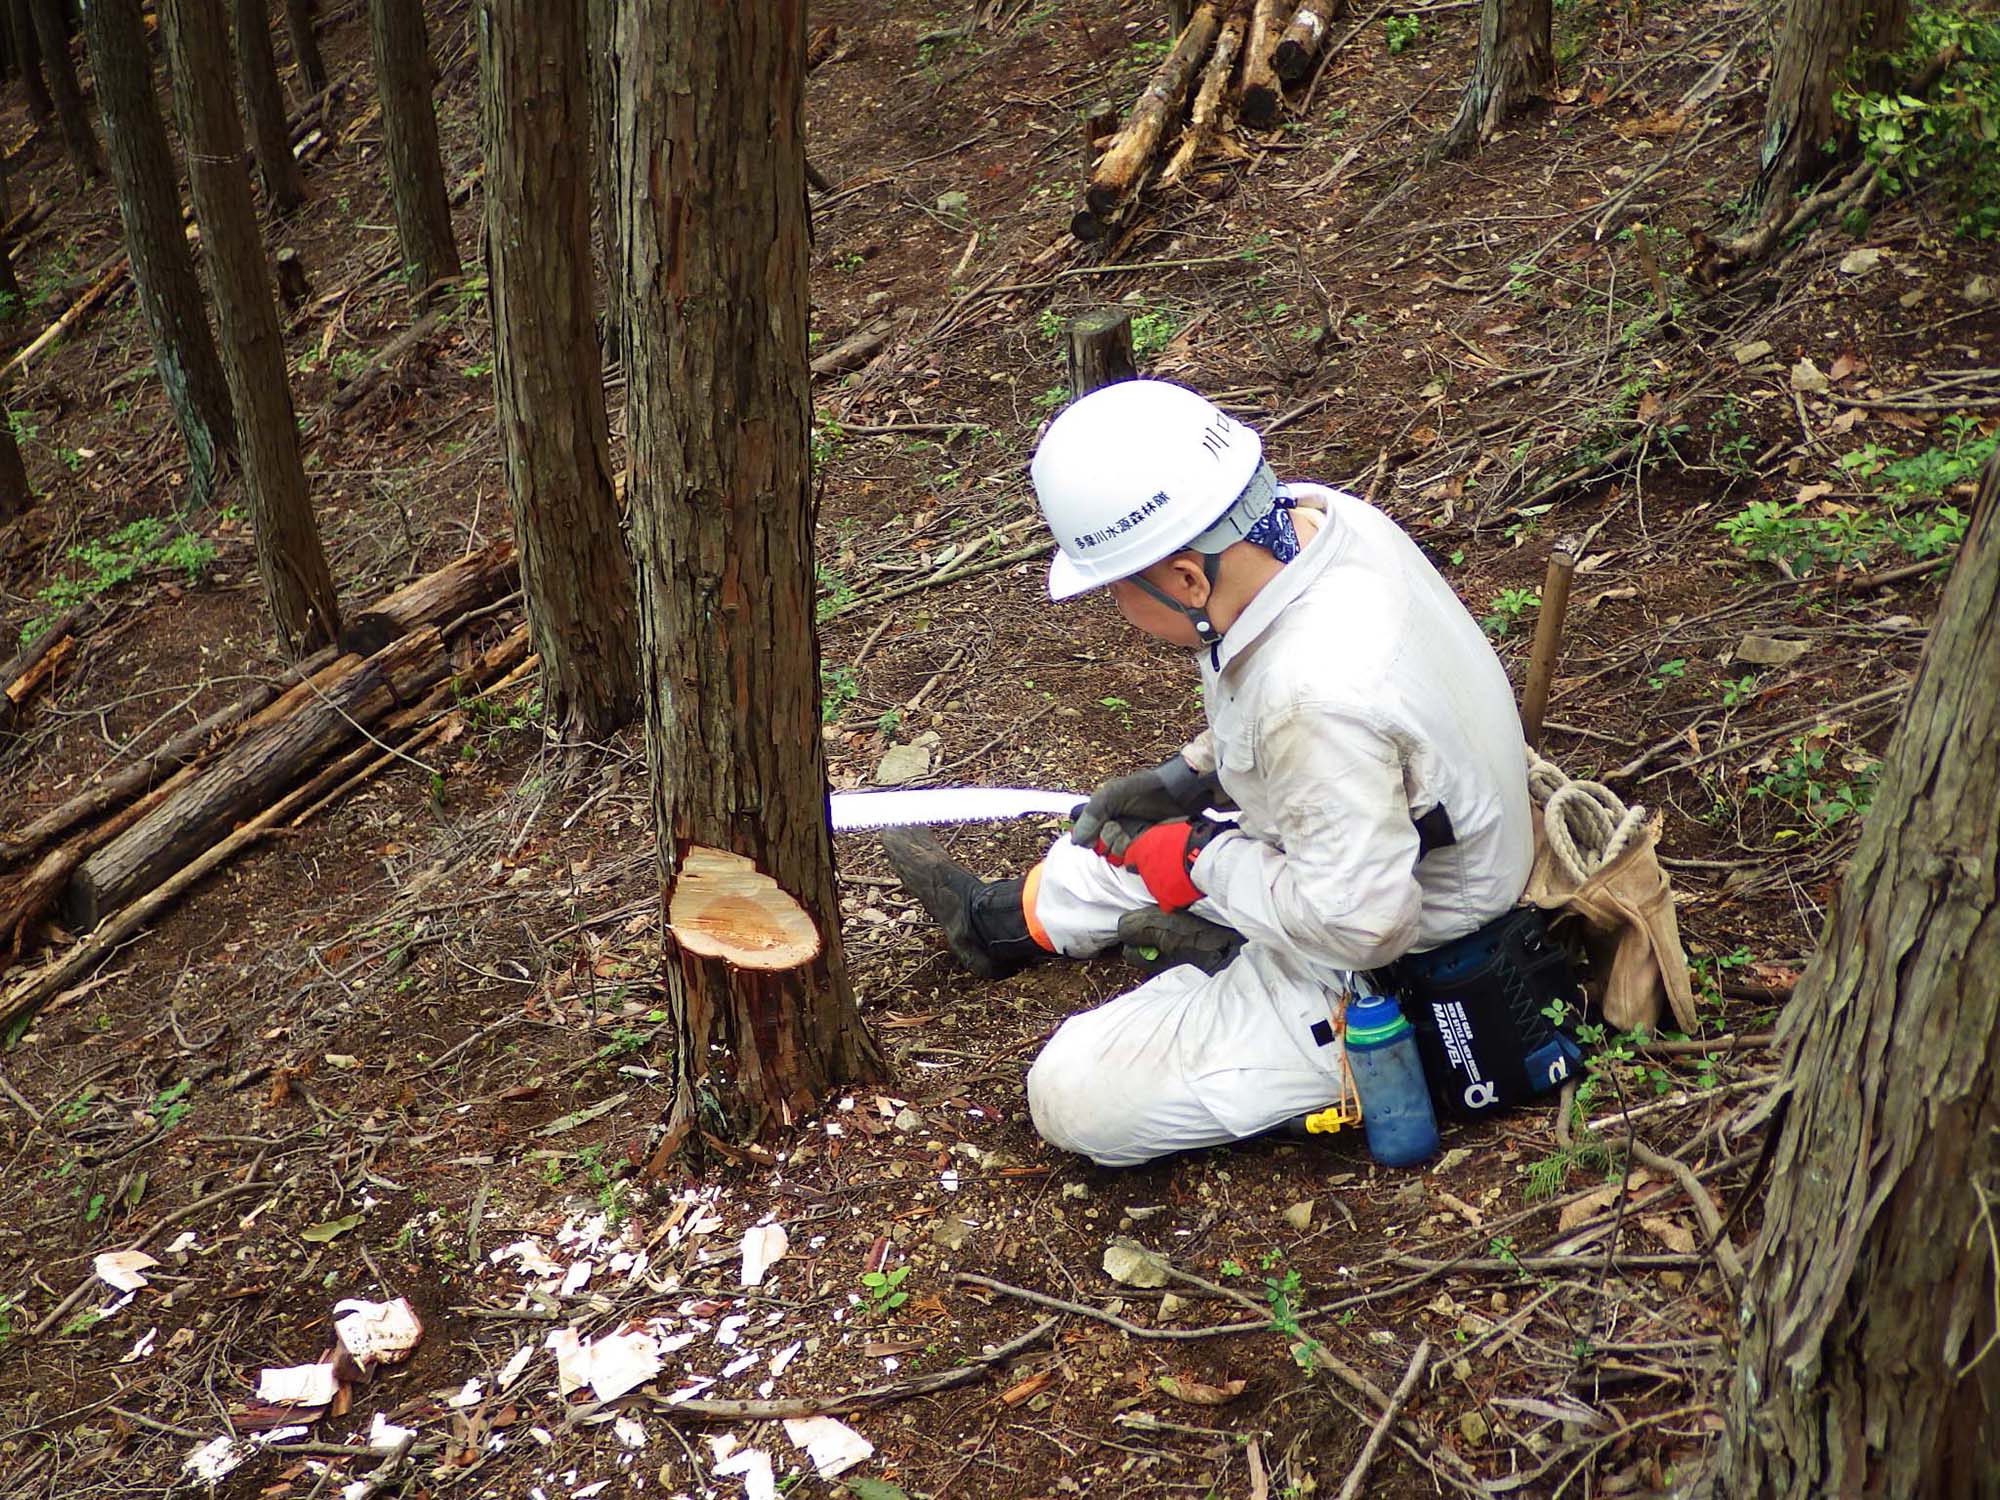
left=1117, top=906, right=1244, bottom=976
left=1070, top=754, right=1223, bottom=856
left=1098, top=817, right=1222, bottom=913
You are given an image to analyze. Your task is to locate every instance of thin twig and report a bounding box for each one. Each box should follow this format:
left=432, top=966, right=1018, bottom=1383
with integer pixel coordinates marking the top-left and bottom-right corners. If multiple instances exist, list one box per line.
left=1336, top=1340, right=1431, bottom=1500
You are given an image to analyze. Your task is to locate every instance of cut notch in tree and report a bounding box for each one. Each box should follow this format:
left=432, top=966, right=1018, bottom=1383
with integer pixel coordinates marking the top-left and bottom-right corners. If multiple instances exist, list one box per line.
left=667, top=846, right=822, bottom=972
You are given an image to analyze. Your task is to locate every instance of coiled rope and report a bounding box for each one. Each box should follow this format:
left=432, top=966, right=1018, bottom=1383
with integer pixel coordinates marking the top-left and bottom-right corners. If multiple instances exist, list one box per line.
left=1527, top=748, right=1647, bottom=883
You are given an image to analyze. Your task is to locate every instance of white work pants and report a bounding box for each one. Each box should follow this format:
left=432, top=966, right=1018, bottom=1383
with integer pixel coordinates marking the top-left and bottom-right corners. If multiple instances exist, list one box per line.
left=1024, top=837, right=1353, bottom=1168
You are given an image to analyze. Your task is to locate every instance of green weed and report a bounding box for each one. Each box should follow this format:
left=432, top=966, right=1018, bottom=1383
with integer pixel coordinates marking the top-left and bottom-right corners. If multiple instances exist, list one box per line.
left=25, top=516, right=219, bottom=643
left=860, top=1264, right=912, bottom=1316
left=1482, top=587, right=1541, bottom=638
left=1384, top=14, right=1423, bottom=52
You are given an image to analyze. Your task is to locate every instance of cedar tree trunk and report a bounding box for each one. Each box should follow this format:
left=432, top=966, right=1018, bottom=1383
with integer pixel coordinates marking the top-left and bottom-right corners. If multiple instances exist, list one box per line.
left=1439, top=0, right=1553, bottom=156
left=232, top=0, right=305, bottom=213
left=367, top=0, right=459, bottom=301
left=281, top=0, right=327, bottom=94
left=586, top=0, right=622, bottom=363
left=0, top=149, right=21, bottom=314
left=8, top=0, right=50, bottom=123
left=478, top=0, right=637, bottom=736
left=1716, top=449, right=2000, bottom=1498
left=0, top=377, right=29, bottom=520
left=85, top=0, right=236, bottom=504
left=28, top=0, right=103, bottom=181
left=1752, top=0, right=1911, bottom=214
left=615, top=0, right=884, bottom=1153
left=163, top=0, right=339, bottom=655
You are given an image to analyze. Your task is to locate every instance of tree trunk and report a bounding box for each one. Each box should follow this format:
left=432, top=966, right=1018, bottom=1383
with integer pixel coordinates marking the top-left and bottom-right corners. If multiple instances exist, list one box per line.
left=28, top=0, right=103, bottom=181
left=1238, top=0, right=1284, bottom=127
left=586, top=0, right=622, bottom=363
left=1752, top=0, right=1911, bottom=214
left=0, top=150, right=22, bottom=316
left=8, top=0, right=50, bottom=123
left=616, top=0, right=884, bottom=1157
left=280, top=0, right=326, bottom=94
left=1716, top=449, right=2000, bottom=1499
left=232, top=0, right=305, bottom=213
left=162, top=0, right=339, bottom=656
left=83, top=0, right=236, bottom=505
left=1438, top=0, right=1553, bottom=157
left=367, top=0, right=459, bottom=302
left=0, top=382, right=30, bottom=521
left=478, top=0, right=637, bottom=737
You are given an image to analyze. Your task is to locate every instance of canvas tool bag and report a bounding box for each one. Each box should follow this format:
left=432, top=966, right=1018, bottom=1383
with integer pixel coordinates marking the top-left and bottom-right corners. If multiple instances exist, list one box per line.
left=1519, top=751, right=1696, bottom=1035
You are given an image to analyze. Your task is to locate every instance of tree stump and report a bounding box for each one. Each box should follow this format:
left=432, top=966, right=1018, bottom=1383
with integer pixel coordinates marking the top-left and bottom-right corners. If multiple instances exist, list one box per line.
left=1067, top=310, right=1137, bottom=401
left=274, top=247, right=311, bottom=308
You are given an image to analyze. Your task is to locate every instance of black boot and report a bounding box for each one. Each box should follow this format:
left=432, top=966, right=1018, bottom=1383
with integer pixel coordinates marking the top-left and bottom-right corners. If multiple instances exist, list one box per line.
left=880, top=829, right=1046, bottom=980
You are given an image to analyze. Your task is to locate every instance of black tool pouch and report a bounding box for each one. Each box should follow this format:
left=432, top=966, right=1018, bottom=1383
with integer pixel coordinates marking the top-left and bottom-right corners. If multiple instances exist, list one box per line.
left=1381, top=907, right=1585, bottom=1121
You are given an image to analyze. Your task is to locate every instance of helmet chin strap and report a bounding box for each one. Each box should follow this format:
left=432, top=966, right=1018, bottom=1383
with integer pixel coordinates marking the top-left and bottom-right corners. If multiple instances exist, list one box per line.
left=1130, top=551, right=1225, bottom=649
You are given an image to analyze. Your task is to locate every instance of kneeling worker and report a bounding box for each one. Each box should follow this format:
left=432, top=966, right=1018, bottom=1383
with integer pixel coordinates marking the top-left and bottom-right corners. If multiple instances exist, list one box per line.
left=883, top=380, right=1534, bottom=1167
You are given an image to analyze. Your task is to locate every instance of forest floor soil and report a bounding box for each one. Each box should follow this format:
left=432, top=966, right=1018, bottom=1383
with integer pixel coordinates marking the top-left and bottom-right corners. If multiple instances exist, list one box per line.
left=1, top=2, right=1994, bottom=1497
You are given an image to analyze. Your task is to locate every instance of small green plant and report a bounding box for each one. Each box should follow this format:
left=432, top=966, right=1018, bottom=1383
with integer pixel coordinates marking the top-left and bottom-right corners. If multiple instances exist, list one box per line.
left=1721, top=674, right=1761, bottom=709
left=811, top=417, right=846, bottom=470
left=860, top=1264, right=911, bottom=1316
left=151, top=1078, right=194, bottom=1132
left=820, top=663, right=860, bottom=722
left=1383, top=14, right=1423, bottom=52
left=461, top=355, right=494, bottom=380
left=1751, top=733, right=1880, bottom=836
left=834, top=251, right=866, bottom=272
left=1035, top=307, right=1064, bottom=343
left=1129, top=308, right=1180, bottom=361
left=1482, top=587, right=1540, bottom=639
left=29, top=516, right=219, bottom=636
left=1646, top=658, right=1688, bottom=691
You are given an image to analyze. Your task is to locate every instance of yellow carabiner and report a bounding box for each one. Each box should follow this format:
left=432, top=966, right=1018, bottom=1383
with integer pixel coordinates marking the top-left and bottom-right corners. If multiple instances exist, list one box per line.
left=1302, top=1104, right=1360, bottom=1135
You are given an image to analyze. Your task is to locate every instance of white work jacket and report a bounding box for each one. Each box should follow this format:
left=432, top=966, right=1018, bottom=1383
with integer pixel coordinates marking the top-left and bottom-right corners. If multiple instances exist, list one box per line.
left=1182, top=484, right=1533, bottom=974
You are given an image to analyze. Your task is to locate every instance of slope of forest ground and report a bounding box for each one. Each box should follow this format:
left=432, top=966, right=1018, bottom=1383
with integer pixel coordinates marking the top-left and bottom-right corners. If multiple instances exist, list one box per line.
left=1, top=2, right=1994, bottom=1498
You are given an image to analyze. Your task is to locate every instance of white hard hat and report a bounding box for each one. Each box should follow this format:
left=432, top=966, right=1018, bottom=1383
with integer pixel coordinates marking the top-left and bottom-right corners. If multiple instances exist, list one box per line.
left=1032, top=380, right=1263, bottom=600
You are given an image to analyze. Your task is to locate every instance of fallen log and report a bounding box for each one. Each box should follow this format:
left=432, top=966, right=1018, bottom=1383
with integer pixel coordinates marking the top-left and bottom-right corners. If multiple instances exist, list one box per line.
left=326, top=308, right=445, bottom=413
left=1162, top=3, right=1250, bottom=185
left=0, top=607, right=85, bottom=734
left=1239, top=0, right=1286, bottom=126
left=810, top=319, right=891, bottom=379
left=286, top=624, right=533, bottom=830
left=336, top=537, right=520, bottom=655
left=1077, top=3, right=1222, bottom=235
left=0, top=670, right=305, bottom=867
left=4, top=256, right=129, bottom=379
left=0, top=761, right=196, bottom=959
left=65, top=628, right=450, bottom=931
left=1273, top=0, right=1343, bottom=82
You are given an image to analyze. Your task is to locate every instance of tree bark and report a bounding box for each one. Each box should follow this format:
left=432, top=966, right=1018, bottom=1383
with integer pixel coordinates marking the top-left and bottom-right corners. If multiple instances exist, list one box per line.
left=28, top=0, right=103, bottom=181
left=1716, top=449, right=2000, bottom=1499
left=478, top=0, right=636, bottom=737
left=1438, top=0, right=1553, bottom=157
left=232, top=0, right=306, bottom=213
left=1752, top=0, right=1911, bottom=215
left=1162, top=2, right=1248, bottom=185
left=0, top=384, right=28, bottom=521
left=162, top=0, right=339, bottom=656
left=84, top=0, right=236, bottom=505
left=67, top=628, right=448, bottom=930
left=281, top=0, right=327, bottom=94
left=8, top=0, right=50, bottom=123
left=586, top=0, right=622, bottom=364
left=367, top=0, right=460, bottom=302
left=616, top=0, right=884, bottom=1156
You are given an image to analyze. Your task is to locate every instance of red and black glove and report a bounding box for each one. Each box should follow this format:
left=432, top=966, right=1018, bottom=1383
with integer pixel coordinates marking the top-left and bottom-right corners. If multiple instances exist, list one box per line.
left=1097, top=817, right=1222, bottom=913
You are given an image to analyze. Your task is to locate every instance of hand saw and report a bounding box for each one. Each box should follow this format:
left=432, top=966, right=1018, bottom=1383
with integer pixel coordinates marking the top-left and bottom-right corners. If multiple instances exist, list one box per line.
left=828, top=787, right=1084, bottom=832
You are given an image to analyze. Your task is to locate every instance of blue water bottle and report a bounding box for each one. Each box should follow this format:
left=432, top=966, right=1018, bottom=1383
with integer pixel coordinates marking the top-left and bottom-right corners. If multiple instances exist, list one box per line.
left=1344, top=993, right=1442, bottom=1167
